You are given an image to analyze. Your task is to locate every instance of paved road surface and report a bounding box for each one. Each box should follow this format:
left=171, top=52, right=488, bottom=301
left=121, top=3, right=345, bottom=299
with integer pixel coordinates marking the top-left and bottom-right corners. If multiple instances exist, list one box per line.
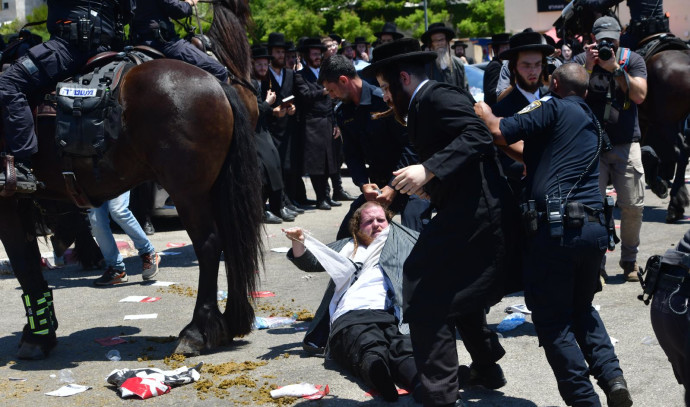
left=0, top=178, right=687, bottom=406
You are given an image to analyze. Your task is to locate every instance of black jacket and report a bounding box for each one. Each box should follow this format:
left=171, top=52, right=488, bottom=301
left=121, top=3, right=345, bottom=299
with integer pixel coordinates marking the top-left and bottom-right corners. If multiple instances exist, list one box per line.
left=262, top=67, right=298, bottom=170
left=483, top=58, right=503, bottom=107
left=47, top=0, right=133, bottom=38
left=294, top=67, right=337, bottom=175
left=335, top=80, right=418, bottom=188
left=403, top=81, right=522, bottom=319
left=131, top=0, right=191, bottom=38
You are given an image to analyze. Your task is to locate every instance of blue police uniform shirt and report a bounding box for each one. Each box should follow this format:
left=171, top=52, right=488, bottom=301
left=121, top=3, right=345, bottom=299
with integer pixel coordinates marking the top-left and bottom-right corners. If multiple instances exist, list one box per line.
left=499, top=95, right=603, bottom=210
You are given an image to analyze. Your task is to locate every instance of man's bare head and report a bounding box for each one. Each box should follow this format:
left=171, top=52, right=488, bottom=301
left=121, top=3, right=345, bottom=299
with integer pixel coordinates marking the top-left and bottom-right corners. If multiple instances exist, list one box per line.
left=550, top=63, right=589, bottom=98
left=348, top=202, right=392, bottom=247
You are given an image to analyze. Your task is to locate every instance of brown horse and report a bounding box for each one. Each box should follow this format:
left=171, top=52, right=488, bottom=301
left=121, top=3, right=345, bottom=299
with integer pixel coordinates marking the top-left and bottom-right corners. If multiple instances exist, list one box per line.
left=0, top=0, right=263, bottom=358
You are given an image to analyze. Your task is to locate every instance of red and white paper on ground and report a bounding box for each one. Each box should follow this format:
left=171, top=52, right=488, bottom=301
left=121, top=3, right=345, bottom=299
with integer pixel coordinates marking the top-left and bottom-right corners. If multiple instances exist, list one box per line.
left=270, top=383, right=329, bottom=400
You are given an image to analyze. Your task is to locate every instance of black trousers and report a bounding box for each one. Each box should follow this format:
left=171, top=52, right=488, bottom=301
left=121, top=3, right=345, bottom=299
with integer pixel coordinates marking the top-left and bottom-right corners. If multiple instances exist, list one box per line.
left=408, top=308, right=505, bottom=406
left=329, top=310, right=417, bottom=391
left=651, top=276, right=690, bottom=406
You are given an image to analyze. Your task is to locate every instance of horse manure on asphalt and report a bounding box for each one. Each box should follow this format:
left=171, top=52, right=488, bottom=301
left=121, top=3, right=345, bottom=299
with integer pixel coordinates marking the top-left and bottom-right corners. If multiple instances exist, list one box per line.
left=157, top=284, right=197, bottom=298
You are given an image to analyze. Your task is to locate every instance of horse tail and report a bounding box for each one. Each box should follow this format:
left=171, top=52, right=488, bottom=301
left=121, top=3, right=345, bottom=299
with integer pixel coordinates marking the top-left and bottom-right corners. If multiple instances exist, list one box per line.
left=213, top=82, right=264, bottom=337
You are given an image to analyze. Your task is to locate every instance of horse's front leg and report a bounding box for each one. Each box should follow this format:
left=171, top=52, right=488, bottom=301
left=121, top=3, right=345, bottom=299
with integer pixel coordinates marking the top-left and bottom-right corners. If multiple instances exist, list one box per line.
left=172, top=198, right=229, bottom=355
left=0, top=198, right=58, bottom=359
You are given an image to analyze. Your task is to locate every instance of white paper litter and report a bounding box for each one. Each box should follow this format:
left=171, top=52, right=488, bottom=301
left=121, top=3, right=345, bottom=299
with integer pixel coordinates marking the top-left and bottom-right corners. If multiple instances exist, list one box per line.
left=45, top=384, right=91, bottom=397
left=150, top=281, right=176, bottom=287
left=504, top=304, right=532, bottom=314
left=124, top=314, right=158, bottom=320
left=270, top=247, right=290, bottom=253
left=594, top=304, right=601, bottom=311
left=270, top=382, right=320, bottom=398
left=610, top=336, right=619, bottom=345
left=120, top=296, right=148, bottom=303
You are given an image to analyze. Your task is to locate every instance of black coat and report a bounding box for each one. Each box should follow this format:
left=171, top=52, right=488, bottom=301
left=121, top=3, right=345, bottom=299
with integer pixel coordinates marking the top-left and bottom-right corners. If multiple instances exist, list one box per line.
left=492, top=86, right=549, bottom=196
left=294, top=67, right=337, bottom=176
left=262, top=68, right=299, bottom=171
left=252, top=79, right=283, bottom=192
left=483, top=58, right=503, bottom=107
left=335, top=80, right=418, bottom=188
left=403, top=81, right=521, bottom=320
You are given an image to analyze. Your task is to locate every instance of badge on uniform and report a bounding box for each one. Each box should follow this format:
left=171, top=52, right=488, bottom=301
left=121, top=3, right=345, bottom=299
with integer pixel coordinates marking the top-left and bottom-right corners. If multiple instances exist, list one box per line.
left=518, top=100, right=542, bottom=114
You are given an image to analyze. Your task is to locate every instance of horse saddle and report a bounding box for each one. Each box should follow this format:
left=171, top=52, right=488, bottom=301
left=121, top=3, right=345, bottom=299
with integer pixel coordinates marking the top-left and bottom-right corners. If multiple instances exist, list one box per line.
left=635, top=33, right=690, bottom=62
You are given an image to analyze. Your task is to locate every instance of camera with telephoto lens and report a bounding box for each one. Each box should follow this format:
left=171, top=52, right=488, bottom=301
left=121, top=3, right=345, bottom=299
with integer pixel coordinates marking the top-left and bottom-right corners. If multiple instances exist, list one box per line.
left=596, top=39, right=614, bottom=61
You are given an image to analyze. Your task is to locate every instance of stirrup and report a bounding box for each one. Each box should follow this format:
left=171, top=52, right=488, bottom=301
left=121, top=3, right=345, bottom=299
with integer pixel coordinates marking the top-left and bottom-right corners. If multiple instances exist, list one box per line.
left=21, top=290, right=57, bottom=336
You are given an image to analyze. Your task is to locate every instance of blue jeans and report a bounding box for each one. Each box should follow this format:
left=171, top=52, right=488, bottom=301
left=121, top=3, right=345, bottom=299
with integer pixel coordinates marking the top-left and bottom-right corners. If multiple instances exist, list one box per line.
left=88, top=191, right=155, bottom=271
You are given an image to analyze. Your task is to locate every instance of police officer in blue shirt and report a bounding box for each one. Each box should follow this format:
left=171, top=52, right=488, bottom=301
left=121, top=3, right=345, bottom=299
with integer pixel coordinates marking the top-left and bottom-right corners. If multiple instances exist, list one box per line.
left=319, top=55, right=431, bottom=239
left=476, top=63, right=633, bottom=407
left=131, top=0, right=228, bottom=82
left=0, top=0, right=134, bottom=193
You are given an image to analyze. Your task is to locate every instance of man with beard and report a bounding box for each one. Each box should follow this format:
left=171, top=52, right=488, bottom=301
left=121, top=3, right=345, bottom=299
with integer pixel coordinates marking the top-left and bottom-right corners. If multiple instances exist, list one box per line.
left=294, top=38, right=340, bottom=210
left=319, top=55, right=431, bottom=238
left=421, top=22, right=468, bottom=91
left=263, top=32, right=303, bottom=214
left=492, top=31, right=555, bottom=198
left=362, top=38, right=520, bottom=407
left=483, top=33, right=510, bottom=107
left=284, top=202, right=419, bottom=402
left=251, top=46, right=295, bottom=224
left=451, top=41, right=474, bottom=65
left=374, top=22, right=404, bottom=45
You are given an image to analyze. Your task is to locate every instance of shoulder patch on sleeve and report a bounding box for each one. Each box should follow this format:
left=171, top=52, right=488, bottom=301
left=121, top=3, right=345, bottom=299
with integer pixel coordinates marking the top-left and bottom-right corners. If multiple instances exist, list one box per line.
left=518, top=100, right=542, bottom=114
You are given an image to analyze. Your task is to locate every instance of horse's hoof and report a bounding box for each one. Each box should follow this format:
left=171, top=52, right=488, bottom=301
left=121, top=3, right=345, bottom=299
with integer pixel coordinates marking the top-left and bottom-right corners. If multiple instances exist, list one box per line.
left=666, top=210, right=684, bottom=223
left=173, top=339, right=202, bottom=356
left=650, top=177, right=669, bottom=199
left=17, top=342, right=49, bottom=360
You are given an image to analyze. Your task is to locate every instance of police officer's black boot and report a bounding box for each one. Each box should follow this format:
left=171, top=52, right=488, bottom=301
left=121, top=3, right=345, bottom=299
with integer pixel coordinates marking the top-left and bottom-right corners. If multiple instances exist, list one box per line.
left=605, top=375, right=633, bottom=407
left=0, top=157, right=39, bottom=194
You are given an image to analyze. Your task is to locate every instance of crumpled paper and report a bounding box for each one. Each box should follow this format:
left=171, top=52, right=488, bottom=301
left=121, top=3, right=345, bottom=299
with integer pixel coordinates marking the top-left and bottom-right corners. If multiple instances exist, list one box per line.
left=45, top=383, right=92, bottom=397
left=270, top=383, right=329, bottom=400
left=106, top=363, right=202, bottom=399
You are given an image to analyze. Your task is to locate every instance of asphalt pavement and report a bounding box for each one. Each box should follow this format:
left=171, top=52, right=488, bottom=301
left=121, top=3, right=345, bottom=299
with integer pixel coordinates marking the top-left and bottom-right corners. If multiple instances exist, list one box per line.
left=0, top=177, right=687, bottom=406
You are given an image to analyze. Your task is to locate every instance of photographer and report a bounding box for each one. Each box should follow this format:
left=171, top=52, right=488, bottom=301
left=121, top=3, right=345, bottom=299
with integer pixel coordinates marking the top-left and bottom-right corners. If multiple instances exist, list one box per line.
left=574, top=16, right=647, bottom=282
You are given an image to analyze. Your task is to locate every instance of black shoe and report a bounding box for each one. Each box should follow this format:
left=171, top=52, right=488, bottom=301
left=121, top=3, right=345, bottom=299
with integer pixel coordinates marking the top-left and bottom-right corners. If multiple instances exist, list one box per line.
left=361, top=355, right=398, bottom=402
left=263, top=210, right=283, bottom=224
left=325, top=197, right=342, bottom=207
left=285, top=203, right=304, bottom=214
left=0, top=162, right=38, bottom=193
left=606, top=376, right=632, bottom=407
left=278, top=208, right=295, bottom=222
left=142, top=219, right=155, bottom=236
left=316, top=200, right=331, bottom=210
left=333, top=189, right=357, bottom=201
left=282, top=207, right=299, bottom=217
left=458, top=363, right=506, bottom=390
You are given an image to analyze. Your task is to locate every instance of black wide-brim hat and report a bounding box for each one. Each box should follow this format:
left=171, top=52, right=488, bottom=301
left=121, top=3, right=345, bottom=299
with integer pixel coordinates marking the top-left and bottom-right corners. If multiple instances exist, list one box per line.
left=421, top=22, right=455, bottom=45
left=451, top=41, right=468, bottom=49
left=361, top=38, right=437, bottom=78
left=374, top=22, right=404, bottom=40
left=337, top=40, right=354, bottom=54
left=266, top=32, right=288, bottom=49
left=499, top=31, right=555, bottom=60
left=490, top=33, right=510, bottom=45
left=298, top=37, right=327, bottom=53
left=354, top=36, right=370, bottom=45
left=251, top=46, right=273, bottom=60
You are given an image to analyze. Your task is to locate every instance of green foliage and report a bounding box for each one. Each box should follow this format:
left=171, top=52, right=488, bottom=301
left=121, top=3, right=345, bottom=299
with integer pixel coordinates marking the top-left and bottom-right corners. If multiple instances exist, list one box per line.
left=456, top=0, right=505, bottom=37
left=0, top=4, right=50, bottom=41
left=249, top=0, right=504, bottom=43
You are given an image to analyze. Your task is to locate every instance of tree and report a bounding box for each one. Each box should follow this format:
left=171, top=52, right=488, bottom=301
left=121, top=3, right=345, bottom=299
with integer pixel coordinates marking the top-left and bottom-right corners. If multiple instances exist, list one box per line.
left=456, top=0, right=505, bottom=38
left=0, top=4, right=50, bottom=41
